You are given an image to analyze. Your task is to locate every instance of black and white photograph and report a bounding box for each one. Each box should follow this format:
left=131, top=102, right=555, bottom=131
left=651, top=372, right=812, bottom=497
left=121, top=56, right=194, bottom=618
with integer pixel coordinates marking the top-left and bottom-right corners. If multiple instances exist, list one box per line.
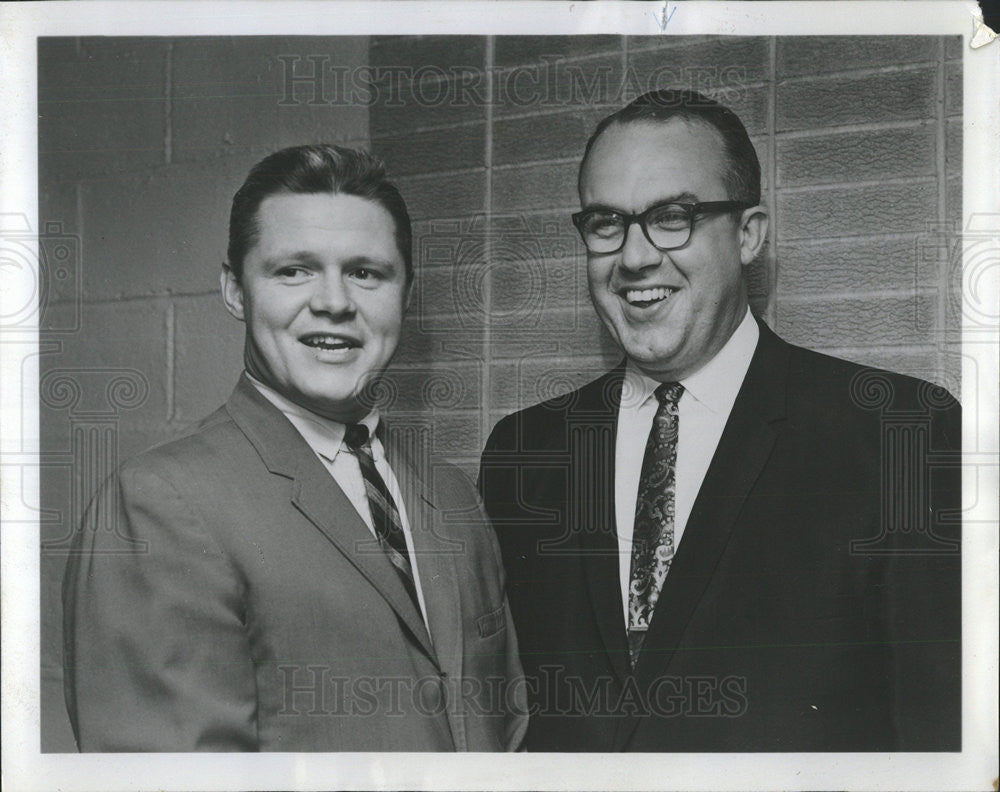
left=1, top=1, right=997, bottom=790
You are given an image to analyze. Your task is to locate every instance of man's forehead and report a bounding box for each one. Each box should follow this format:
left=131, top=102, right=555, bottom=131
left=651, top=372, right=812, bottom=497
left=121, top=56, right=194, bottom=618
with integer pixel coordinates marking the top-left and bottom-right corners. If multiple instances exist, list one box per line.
left=580, top=118, right=729, bottom=203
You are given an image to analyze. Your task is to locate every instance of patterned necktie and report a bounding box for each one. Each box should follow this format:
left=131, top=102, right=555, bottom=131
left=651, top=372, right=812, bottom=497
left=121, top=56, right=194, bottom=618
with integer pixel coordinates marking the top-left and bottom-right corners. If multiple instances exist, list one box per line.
left=342, top=423, right=421, bottom=615
left=627, top=382, right=684, bottom=667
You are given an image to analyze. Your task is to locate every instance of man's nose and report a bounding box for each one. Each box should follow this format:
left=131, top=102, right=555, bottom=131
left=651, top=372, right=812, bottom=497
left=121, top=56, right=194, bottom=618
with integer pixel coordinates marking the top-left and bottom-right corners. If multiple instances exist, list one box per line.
left=309, top=274, right=355, bottom=315
left=618, top=220, right=662, bottom=274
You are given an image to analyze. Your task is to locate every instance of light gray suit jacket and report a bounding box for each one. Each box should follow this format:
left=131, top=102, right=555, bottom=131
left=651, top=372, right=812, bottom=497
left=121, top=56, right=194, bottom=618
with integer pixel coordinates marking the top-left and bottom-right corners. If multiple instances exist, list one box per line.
left=63, top=375, right=528, bottom=751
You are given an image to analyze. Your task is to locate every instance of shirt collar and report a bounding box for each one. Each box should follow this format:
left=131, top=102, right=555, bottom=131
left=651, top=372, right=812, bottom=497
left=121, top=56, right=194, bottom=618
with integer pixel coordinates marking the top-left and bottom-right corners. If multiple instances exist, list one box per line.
left=245, top=373, right=381, bottom=463
left=622, top=307, right=760, bottom=414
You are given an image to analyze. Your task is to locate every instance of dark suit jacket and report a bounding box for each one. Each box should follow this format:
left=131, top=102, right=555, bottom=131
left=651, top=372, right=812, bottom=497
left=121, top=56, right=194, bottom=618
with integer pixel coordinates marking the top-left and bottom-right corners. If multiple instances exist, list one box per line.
left=64, top=375, right=528, bottom=751
left=480, top=322, right=961, bottom=752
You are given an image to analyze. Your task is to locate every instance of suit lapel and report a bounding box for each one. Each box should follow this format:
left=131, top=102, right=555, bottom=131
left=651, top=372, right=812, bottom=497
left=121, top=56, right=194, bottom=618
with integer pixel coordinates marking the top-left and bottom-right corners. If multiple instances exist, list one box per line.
left=616, top=322, right=790, bottom=749
left=225, top=377, right=436, bottom=663
left=381, top=423, right=464, bottom=679
left=571, top=367, right=632, bottom=684
left=382, top=423, right=467, bottom=749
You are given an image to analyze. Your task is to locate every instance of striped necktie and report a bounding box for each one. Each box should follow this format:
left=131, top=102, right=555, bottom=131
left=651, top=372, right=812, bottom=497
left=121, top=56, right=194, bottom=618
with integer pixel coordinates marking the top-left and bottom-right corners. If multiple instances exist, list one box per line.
left=342, top=423, right=421, bottom=614
left=627, top=382, right=684, bottom=667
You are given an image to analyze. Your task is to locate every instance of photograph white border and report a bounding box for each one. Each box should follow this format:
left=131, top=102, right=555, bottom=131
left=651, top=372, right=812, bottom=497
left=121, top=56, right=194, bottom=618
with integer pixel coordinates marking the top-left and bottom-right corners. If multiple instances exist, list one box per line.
left=2, top=2, right=997, bottom=790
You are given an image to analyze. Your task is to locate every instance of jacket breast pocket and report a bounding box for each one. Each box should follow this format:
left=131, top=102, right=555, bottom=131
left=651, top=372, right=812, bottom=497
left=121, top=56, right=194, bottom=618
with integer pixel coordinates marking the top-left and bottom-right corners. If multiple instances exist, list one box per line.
left=476, top=604, right=506, bottom=639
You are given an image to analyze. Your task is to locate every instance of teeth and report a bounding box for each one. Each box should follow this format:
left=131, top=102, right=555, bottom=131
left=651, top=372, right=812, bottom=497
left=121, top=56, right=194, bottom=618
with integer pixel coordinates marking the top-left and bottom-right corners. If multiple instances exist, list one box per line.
left=625, top=287, right=672, bottom=304
left=303, top=336, right=353, bottom=350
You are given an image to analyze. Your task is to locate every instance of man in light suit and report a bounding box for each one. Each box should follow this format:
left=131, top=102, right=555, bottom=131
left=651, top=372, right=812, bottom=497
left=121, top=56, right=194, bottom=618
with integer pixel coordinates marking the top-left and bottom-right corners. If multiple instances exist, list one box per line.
left=479, top=90, right=961, bottom=752
left=63, top=144, right=528, bottom=752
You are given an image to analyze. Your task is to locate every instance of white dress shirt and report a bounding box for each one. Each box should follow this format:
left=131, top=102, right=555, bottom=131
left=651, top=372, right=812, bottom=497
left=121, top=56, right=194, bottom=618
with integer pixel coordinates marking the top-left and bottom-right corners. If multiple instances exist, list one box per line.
left=615, top=308, right=759, bottom=626
left=247, top=374, right=430, bottom=629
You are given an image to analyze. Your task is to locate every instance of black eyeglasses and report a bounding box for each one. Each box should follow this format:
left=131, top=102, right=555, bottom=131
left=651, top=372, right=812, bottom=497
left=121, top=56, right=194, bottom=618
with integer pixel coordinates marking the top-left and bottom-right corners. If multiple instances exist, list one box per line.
left=571, top=200, right=749, bottom=254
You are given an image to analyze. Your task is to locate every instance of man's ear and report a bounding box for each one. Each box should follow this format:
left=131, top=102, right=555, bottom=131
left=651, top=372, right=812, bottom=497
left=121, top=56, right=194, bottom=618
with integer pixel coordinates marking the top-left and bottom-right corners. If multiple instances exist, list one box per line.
left=221, top=263, right=246, bottom=321
left=737, top=205, right=769, bottom=266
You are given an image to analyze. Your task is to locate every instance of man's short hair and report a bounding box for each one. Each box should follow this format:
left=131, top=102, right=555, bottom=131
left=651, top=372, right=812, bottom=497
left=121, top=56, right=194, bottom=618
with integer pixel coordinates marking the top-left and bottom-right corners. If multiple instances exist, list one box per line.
left=580, top=89, right=761, bottom=207
left=227, top=144, right=413, bottom=283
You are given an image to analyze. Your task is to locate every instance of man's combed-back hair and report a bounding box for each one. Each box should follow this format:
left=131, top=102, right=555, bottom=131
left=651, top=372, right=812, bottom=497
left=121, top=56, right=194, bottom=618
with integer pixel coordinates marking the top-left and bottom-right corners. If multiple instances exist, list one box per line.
left=580, top=89, right=761, bottom=207
left=227, top=144, right=413, bottom=283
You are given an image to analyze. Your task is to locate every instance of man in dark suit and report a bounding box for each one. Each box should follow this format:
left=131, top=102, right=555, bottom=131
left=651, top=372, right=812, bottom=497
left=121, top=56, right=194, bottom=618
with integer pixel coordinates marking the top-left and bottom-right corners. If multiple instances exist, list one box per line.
left=63, top=144, right=528, bottom=752
left=479, top=90, right=961, bottom=752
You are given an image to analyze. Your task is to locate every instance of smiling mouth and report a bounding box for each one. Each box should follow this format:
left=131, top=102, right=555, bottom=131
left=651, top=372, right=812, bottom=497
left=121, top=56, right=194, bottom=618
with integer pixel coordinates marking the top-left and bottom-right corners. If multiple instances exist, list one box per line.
left=300, top=333, right=361, bottom=352
left=622, top=286, right=676, bottom=308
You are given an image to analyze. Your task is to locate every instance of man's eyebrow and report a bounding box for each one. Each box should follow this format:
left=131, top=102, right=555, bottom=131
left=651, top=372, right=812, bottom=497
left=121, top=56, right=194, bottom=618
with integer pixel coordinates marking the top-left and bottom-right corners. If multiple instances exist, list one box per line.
left=580, top=192, right=701, bottom=214
left=260, top=251, right=321, bottom=270
left=261, top=252, right=401, bottom=270
left=340, top=254, right=400, bottom=269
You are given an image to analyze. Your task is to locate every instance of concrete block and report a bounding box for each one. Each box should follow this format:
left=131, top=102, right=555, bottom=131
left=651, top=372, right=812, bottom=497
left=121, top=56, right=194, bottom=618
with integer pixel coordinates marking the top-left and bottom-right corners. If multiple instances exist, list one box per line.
left=371, top=74, right=488, bottom=136
left=945, top=62, right=962, bottom=117
left=370, top=36, right=485, bottom=72
left=777, top=180, right=938, bottom=240
left=38, top=298, right=170, bottom=465
left=38, top=37, right=167, bottom=179
left=171, top=294, right=245, bottom=424
left=776, top=69, right=936, bottom=132
left=172, top=37, right=369, bottom=160
left=945, top=118, right=962, bottom=174
left=487, top=307, right=617, bottom=361
left=629, top=36, right=771, bottom=89
left=776, top=292, right=938, bottom=348
left=490, top=355, right=611, bottom=412
left=394, top=169, right=487, bottom=221
left=413, top=211, right=584, bottom=333
left=492, top=161, right=578, bottom=212
left=275, top=104, right=369, bottom=152
left=777, top=124, right=936, bottom=187
left=946, top=175, right=962, bottom=230
left=493, top=35, right=623, bottom=68
left=272, top=36, right=370, bottom=148
left=38, top=180, right=78, bottom=236
left=777, top=36, right=937, bottom=78
left=374, top=122, right=486, bottom=177
left=944, top=35, right=962, bottom=61
left=79, top=163, right=240, bottom=300
left=493, top=107, right=608, bottom=166
left=748, top=134, right=770, bottom=191
left=37, top=181, right=82, bottom=308
left=415, top=213, right=584, bottom=268
left=492, top=55, right=623, bottom=119
left=381, top=362, right=484, bottom=412
left=428, top=410, right=482, bottom=457
left=777, top=237, right=937, bottom=296
left=171, top=38, right=283, bottom=161
left=409, top=263, right=486, bottom=334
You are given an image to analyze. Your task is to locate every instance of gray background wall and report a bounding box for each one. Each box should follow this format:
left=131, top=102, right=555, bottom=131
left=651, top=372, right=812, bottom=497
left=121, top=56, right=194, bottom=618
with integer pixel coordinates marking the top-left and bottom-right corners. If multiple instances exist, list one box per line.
left=38, top=35, right=962, bottom=751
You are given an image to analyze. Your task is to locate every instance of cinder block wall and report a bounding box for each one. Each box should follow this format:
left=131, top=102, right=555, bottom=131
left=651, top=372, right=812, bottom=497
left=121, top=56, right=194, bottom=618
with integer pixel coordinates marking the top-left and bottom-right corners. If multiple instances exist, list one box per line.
left=371, top=34, right=963, bottom=471
left=38, top=36, right=370, bottom=751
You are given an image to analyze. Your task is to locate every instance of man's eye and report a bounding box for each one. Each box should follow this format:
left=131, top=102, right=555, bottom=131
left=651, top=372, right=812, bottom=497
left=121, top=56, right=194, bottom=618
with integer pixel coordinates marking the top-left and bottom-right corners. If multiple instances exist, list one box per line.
left=351, top=267, right=383, bottom=281
left=647, top=208, right=689, bottom=231
left=585, top=214, right=623, bottom=238
left=276, top=266, right=309, bottom=278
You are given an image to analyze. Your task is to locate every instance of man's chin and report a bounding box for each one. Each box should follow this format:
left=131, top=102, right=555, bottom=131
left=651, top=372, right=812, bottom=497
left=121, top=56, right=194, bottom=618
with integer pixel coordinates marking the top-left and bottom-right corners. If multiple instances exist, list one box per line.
left=297, top=390, right=368, bottom=423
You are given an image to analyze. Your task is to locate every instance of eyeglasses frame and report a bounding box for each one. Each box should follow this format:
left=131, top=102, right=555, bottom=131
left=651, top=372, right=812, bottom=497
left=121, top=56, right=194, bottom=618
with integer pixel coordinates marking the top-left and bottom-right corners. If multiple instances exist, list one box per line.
left=571, top=200, right=751, bottom=254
